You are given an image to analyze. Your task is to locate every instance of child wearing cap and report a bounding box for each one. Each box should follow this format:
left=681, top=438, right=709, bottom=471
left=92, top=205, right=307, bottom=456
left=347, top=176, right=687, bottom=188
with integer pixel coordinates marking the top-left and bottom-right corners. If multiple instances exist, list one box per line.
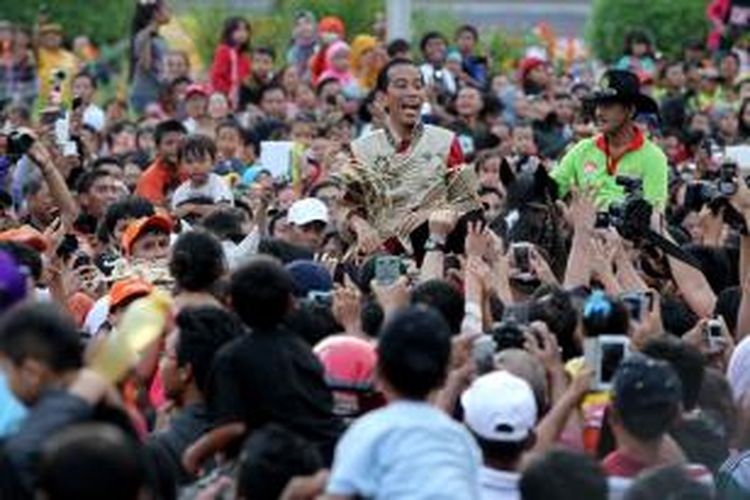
left=171, top=135, right=234, bottom=218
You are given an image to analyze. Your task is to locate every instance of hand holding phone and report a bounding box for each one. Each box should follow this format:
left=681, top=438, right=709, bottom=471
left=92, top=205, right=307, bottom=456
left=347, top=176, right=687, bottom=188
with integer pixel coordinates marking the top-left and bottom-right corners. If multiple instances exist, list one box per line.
left=374, top=256, right=402, bottom=286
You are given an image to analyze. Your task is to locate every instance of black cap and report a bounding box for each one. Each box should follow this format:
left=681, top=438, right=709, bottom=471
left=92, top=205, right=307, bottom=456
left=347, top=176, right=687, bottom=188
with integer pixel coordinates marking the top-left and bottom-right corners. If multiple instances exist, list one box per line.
left=587, top=69, right=659, bottom=116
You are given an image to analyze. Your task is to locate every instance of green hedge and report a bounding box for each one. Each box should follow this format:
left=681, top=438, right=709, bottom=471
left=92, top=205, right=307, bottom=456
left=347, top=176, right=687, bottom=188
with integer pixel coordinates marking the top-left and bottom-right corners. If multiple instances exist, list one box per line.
left=585, top=0, right=710, bottom=63
left=0, top=0, right=133, bottom=44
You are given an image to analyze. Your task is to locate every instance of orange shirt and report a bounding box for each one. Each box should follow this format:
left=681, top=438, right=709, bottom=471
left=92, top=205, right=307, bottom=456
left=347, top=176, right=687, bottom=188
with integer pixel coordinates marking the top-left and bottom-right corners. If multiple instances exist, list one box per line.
left=135, top=158, right=186, bottom=206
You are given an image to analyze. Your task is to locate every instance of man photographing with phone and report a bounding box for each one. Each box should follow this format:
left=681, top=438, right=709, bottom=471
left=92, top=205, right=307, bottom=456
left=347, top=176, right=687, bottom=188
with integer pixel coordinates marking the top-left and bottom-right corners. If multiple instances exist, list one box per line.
left=551, top=69, right=668, bottom=211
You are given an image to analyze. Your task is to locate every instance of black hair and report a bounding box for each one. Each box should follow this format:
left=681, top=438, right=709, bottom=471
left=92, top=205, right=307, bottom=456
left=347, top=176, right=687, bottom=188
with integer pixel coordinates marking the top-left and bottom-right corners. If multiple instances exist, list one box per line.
left=178, top=134, right=217, bottom=163
left=455, top=24, right=479, bottom=41
left=169, top=231, right=226, bottom=292
left=615, top=395, right=680, bottom=442
left=154, top=119, right=187, bottom=146
left=314, top=77, right=339, bottom=97
left=623, top=29, right=654, bottom=57
left=230, top=256, right=295, bottom=329
left=253, top=45, right=276, bottom=60
left=472, top=432, right=531, bottom=465
left=623, top=465, right=712, bottom=500
left=259, top=84, right=286, bottom=101
left=0, top=302, right=82, bottom=372
left=129, top=0, right=164, bottom=81
left=739, top=98, right=750, bottom=138
left=75, top=169, right=115, bottom=195
left=697, top=367, right=737, bottom=449
left=641, top=335, right=705, bottom=412
left=376, top=58, right=419, bottom=93
left=377, top=306, right=451, bottom=399
left=73, top=71, right=97, bottom=89
left=410, top=280, right=465, bottom=335
left=529, top=287, right=580, bottom=360
left=216, top=118, right=244, bottom=138
left=201, top=208, right=246, bottom=244
left=419, top=31, right=447, bottom=53
left=0, top=241, right=42, bottom=282
left=102, top=196, right=155, bottom=239
left=285, top=300, right=339, bottom=347
left=582, top=295, right=630, bottom=337
left=92, top=156, right=124, bottom=172
left=175, top=306, right=243, bottom=392
left=221, top=16, right=251, bottom=52
left=386, top=38, right=411, bottom=58
left=38, top=424, right=148, bottom=500
left=520, top=449, right=608, bottom=500
left=236, top=424, right=323, bottom=500
left=105, top=121, right=137, bottom=150
left=257, top=238, right=314, bottom=264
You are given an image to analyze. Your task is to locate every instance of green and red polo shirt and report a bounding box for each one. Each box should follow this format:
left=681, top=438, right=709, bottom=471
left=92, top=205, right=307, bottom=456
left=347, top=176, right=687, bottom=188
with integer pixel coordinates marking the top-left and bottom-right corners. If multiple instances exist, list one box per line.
left=550, top=127, right=668, bottom=210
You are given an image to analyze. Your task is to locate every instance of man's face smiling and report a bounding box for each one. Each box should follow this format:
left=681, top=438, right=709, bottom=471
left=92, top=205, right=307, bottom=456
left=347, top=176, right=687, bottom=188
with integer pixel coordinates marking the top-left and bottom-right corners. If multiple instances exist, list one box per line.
left=386, top=64, right=425, bottom=131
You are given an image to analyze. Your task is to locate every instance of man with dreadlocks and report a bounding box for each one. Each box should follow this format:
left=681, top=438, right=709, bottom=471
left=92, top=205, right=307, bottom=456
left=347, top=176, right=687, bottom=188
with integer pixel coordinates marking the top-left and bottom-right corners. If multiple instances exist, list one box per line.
left=337, top=58, right=481, bottom=258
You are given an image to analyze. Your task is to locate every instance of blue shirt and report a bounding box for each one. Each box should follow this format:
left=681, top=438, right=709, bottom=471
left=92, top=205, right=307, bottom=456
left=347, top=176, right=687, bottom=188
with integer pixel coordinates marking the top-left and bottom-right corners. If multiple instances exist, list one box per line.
left=327, top=400, right=482, bottom=499
left=0, top=372, right=27, bottom=437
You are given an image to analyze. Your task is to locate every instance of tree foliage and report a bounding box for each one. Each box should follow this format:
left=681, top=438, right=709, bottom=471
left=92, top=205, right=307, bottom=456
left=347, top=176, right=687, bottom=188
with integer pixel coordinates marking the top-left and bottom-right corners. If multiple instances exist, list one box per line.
left=0, top=0, right=133, bottom=44
left=585, top=0, right=710, bottom=63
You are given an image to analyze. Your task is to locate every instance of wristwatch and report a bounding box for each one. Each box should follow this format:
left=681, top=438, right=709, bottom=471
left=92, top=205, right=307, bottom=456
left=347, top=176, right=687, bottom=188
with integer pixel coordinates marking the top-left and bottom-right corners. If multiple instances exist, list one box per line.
left=424, top=237, right=446, bottom=253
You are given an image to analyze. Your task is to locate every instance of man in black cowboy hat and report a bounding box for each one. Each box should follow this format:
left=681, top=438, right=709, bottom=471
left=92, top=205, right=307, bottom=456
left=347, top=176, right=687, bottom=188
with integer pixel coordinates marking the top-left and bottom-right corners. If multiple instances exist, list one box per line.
left=551, top=69, right=668, bottom=210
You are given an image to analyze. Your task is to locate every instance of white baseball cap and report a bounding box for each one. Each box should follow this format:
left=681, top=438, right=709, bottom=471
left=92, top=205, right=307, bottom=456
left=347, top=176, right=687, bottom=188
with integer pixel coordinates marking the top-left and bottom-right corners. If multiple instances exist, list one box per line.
left=287, top=198, right=330, bottom=226
left=461, top=370, right=538, bottom=442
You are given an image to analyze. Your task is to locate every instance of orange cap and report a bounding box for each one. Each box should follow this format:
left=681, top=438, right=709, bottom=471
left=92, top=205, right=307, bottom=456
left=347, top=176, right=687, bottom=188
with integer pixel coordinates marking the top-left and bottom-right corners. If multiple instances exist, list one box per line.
left=0, top=225, right=49, bottom=252
left=109, top=277, right=153, bottom=310
left=120, top=214, right=172, bottom=256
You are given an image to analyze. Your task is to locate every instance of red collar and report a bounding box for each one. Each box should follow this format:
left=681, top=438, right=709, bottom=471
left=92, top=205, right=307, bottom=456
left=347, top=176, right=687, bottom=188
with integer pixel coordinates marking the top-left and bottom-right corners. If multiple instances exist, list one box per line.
left=594, top=126, right=646, bottom=175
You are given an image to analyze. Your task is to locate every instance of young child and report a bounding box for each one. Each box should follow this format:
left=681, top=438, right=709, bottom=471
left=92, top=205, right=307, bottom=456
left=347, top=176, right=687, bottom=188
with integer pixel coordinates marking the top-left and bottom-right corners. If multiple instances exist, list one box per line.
left=171, top=135, right=234, bottom=213
left=214, top=120, right=246, bottom=175
left=326, top=306, right=481, bottom=498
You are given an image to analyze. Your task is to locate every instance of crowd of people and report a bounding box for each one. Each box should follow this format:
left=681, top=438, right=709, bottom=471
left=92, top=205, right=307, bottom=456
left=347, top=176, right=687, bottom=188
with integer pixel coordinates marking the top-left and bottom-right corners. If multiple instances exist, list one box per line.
left=0, top=0, right=750, bottom=498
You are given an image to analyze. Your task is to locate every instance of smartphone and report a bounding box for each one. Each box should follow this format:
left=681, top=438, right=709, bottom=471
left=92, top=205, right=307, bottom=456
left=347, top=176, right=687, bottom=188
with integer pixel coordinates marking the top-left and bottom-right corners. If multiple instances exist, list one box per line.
left=72, top=96, right=83, bottom=112
left=40, top=109, right=60, bottom=126
left=621, top=293, right=645, bottom=322
left=705, top=318, right=723, bottom=352
left=511, top=243, right=531, bottom=274
left=374, top=256, right=402, bottom=286
left=585, top=335, right=630, bottom=391
left=718, top=161, right=739, bottom=197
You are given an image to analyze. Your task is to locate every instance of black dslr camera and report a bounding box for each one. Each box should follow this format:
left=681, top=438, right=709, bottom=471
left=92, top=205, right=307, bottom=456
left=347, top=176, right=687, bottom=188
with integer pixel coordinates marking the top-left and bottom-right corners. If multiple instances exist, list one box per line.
left=594, top=176, right=652, bottom=242
left=5, top=129, right=34, bottom=158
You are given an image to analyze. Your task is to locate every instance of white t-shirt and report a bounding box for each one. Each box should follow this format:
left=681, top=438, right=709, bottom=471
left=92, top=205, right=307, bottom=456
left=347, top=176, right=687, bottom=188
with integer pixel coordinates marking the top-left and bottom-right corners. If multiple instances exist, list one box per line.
left=479, top=466, right=521, bottom=500
left=170, top=173, right=234, bottom=209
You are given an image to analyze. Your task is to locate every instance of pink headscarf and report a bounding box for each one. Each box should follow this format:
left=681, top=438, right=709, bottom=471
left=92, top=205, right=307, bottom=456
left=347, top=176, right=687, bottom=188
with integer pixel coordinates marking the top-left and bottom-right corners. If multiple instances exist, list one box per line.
left=318, top=40, right=355, bottom=87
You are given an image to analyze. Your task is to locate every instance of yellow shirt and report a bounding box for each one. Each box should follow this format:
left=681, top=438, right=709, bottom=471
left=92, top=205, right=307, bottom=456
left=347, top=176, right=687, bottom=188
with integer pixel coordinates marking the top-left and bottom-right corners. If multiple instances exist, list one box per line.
left=37, top=48, right=79, bottom=104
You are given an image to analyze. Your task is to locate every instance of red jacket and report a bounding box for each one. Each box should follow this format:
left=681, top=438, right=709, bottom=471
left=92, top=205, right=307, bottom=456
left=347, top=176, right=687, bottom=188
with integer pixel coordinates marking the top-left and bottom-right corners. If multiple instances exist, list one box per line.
left=210, top=43, right=251, bottom=106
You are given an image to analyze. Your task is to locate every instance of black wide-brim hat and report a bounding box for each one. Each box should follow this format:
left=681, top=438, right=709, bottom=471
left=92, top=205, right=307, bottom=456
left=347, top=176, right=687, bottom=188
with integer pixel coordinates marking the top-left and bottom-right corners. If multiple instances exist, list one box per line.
left=587, top=69, right=659, bottom=116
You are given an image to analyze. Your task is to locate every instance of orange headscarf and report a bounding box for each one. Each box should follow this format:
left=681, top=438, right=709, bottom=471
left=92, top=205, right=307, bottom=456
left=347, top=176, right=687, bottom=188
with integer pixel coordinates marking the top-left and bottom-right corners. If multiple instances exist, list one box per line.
left=351, top=35, right=379, bottom=92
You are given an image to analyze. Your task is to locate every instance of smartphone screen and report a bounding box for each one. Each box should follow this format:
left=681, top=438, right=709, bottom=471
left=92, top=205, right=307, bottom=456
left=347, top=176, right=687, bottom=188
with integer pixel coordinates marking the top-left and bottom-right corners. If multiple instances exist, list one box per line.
left=622, top=294, right=644, bottom=322
left=600, top=342, right=626, bottom=385
left=513, top=245, right=530, bottom=274
left=375, top=256, right=402, bottom=286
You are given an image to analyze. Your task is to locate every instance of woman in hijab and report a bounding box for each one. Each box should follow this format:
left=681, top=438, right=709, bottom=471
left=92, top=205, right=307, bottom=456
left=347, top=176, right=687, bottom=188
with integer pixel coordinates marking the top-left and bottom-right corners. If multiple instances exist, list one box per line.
left=350, top=34, right=384, bottom=94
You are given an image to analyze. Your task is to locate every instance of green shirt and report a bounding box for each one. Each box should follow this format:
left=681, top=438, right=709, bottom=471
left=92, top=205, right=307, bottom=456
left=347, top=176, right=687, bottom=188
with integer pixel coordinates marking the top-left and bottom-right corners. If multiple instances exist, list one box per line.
left=550, top=129, right=669, bottom=210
